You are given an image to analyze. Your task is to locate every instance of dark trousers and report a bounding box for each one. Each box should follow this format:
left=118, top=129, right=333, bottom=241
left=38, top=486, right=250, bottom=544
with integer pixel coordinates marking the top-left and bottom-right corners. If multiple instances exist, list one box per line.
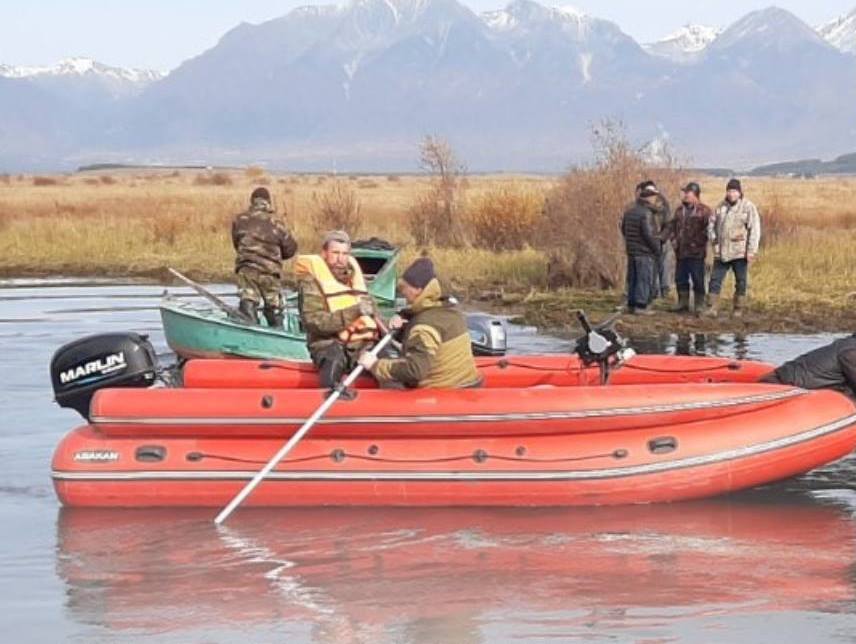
left=675, top=258, right=706, bottom=298
left=626, top=255, right=655, bottom=310
left=311, top=343, right=361, bottom=389
left=708, top=258, right=748, bottom=297
left=311, top=341, right=390, bottom=389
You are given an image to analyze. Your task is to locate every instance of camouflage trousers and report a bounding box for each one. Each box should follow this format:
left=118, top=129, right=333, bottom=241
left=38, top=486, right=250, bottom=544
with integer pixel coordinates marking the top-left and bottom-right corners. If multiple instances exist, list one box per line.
left=236, top=268, right=282, bottom=311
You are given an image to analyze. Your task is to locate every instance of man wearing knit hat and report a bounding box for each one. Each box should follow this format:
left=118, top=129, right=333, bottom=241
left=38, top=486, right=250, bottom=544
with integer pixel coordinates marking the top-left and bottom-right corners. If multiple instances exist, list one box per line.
left=358, top=257, right=481, bottom=388
left=620, top=183, right=662, bottom=315
left=704, top=178, right=761, bottom=318
left=231, top=186, right=298, bottom=327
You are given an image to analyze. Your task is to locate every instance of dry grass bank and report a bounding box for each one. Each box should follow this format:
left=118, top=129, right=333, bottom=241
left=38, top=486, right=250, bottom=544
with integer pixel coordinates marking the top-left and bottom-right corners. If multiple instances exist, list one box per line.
left=0, top=170, right=551, bottom=286
left=0, top=169, right=853, bottom=332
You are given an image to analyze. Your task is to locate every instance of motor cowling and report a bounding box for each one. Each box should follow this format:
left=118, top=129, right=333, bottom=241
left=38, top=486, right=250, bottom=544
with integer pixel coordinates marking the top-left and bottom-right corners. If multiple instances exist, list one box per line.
left=50, top=332, right=159, bottom=420
left=467, top=313, right=507, bottom=357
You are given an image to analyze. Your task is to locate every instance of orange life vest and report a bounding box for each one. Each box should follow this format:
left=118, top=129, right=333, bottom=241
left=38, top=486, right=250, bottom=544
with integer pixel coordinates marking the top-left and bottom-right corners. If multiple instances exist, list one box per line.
left=294, top=254, right=378, bottom=344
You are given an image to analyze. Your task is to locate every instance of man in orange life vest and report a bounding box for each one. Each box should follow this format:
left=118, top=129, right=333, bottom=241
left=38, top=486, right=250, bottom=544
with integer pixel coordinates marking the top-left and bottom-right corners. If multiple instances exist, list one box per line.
left=296, top=230, right=380, bottom=391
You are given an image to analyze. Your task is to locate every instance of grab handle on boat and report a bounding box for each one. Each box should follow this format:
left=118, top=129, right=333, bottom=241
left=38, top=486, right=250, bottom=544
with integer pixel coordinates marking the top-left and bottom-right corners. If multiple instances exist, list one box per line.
left=213, top=332, right=395, bottom=525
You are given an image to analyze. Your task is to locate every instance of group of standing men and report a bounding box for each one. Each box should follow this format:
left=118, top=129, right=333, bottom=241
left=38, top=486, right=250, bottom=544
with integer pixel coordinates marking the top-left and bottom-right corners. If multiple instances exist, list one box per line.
left=621, top=178, right=762, bottom=317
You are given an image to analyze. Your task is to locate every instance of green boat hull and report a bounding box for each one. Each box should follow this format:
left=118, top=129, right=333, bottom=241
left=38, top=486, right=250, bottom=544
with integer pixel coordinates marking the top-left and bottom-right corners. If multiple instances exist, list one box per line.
left=162, top=245, right=399, bottom=361
left=160, top=296, right=314, bottom=361
left=159, top=246, right=507, bottom=361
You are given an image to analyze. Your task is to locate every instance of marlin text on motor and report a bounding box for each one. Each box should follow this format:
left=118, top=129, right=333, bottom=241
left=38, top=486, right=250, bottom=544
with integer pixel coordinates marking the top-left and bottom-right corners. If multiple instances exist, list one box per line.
left=60, top=353, right=127, bottom=384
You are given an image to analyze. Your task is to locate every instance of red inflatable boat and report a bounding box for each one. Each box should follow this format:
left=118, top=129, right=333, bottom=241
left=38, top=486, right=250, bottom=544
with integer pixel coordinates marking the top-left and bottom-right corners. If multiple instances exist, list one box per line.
left=51, top=345, right=856, bottom=508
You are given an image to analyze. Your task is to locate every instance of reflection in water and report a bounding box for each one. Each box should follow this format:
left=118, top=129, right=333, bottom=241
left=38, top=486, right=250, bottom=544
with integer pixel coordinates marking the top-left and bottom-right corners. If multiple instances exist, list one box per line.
left=628, top=331, right=830, bottom=363
left=3, top=282, right=856, bottom=642
left=56, top=498, right=856, bottom=642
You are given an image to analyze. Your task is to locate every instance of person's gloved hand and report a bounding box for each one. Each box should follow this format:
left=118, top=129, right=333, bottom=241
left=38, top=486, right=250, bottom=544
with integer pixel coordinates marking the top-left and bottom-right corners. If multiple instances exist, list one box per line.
left=388, top=314, right=406, bottom=330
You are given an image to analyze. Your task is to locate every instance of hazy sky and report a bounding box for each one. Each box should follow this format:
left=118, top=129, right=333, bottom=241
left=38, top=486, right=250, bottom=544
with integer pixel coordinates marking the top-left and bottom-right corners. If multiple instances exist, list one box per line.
left=1, top=0, right=854, bottom=71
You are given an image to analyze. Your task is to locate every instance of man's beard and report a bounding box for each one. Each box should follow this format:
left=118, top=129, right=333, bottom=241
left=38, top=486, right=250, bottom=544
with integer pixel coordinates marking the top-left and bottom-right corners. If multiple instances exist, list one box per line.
left=331, top=265, right=350, bottom=281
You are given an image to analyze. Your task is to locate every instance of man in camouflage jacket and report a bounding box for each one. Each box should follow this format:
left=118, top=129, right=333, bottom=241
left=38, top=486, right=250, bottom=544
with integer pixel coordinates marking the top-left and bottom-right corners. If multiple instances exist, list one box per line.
left=231, top=187, right=297, bottom=327
left=298, top=230, right=378, bottom=391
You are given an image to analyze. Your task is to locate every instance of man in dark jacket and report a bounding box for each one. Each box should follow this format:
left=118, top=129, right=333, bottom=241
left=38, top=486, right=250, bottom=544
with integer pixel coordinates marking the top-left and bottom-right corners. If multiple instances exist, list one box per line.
left=231, top=187, right=298, bottom=327
left=670, top=182, right=712, bottom=314
left=760, top=334, right=856, bottom=399
left=620, top=185, right=661, bottom=315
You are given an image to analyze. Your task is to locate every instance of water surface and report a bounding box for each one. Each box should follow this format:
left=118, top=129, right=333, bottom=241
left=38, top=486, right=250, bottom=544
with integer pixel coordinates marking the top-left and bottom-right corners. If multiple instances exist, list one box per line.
left=2, top=280, right=855, bottom=643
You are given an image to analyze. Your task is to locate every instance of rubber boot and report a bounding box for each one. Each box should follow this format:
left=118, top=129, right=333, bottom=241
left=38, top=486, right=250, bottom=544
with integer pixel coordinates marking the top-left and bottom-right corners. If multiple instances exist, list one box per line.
left=691, top=292, right=706, bottom=316
left=732, top=295, right=746, bottom=319
left=671, top=290, right=690, bottom=313
left=239, top=299, right=258, bottom=324
left=263, top=307, right=284, bottom=329
left=702, top=293, right=720, bottom=318
left=318, top=346, right=347, bottom=390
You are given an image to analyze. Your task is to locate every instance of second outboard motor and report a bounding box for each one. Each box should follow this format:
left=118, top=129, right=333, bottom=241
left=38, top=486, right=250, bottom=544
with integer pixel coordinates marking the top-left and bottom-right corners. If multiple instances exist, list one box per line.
left=573, top=311, right=635, bottom=384
left=50, top=333, right=159, bottom=420
left=467, top=313, right=507, bottom=357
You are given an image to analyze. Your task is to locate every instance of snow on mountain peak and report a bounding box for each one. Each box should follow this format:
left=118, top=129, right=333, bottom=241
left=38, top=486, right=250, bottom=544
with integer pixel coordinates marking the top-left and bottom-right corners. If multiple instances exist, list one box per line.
left=482, top=9, right=517, bottom=31
left=553, top=5, right=586, bottom=21
left=0, top=57, right=165, bottom=83
left=481, top=1, right=590, bottom=33
left=644, top=24, right=720, bottom=62
left=818, top=9, right=856, bottom=53
left=660, top=24, right=720, bottom=52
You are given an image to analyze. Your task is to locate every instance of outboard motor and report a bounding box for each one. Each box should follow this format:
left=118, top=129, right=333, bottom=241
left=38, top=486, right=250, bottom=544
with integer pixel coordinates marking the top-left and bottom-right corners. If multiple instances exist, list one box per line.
left=574, top=311, right=635, bottom=384
left=467, top=313, right=508, bottom=357
left=50, top=333, right=159, bottom=420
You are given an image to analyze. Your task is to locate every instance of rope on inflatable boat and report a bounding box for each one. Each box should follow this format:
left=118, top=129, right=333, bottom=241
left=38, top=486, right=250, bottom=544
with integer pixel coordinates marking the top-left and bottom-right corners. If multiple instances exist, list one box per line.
left=187, top=448, right=627, bottom=466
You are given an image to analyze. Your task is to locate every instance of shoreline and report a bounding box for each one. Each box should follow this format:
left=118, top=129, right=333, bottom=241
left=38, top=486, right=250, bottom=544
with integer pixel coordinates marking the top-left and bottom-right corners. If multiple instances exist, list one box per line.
left=5, top=267, right=853, bottom=337
left=467, top=287, right=856, bottom=336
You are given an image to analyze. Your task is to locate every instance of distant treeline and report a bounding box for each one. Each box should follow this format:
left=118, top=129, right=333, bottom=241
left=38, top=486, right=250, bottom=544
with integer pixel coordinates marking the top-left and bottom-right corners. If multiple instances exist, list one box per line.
left=749, top=153, right=856, bottom=177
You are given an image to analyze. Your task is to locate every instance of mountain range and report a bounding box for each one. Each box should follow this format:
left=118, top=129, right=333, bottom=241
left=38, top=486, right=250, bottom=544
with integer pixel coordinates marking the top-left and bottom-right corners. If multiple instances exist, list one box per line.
left=3, top=1, right=856, bottom=172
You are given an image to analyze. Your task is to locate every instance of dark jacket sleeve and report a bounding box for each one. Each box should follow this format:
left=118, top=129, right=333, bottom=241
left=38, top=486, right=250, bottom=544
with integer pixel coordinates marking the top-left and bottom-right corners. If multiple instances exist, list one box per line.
left=640, top=210, right=661, bottom=255
left=840, top=347, right=856, bottom=393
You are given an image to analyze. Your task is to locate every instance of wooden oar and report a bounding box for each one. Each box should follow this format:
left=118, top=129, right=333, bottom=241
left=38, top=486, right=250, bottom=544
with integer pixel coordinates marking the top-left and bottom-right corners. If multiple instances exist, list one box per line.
left=214, top=332, right=394, bottom=525
left=167, top=267, right=255, bottom=324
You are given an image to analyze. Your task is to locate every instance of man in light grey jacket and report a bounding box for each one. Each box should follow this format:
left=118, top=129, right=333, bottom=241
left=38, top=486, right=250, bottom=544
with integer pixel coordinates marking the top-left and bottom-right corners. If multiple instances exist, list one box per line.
left=704, top=178, right=761, bottom=318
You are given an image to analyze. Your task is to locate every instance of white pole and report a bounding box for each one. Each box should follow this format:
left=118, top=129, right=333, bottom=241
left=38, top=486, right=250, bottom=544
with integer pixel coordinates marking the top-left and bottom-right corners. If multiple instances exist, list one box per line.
left=214, top=333, right=393, bottom=525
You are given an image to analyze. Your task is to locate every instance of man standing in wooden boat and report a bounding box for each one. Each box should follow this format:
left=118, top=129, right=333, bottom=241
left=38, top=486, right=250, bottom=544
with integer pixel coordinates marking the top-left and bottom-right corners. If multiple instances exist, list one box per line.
left=231, top=187, right=298, bottom=326
left=297, top=230, right=380, bottom=392
left=358, top=257, right=481, bottom=388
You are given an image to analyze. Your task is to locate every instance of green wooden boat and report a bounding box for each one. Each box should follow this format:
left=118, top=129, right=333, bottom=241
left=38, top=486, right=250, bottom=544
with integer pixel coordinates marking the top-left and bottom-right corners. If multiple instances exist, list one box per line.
left=160, top=245, right=402, bottom=362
